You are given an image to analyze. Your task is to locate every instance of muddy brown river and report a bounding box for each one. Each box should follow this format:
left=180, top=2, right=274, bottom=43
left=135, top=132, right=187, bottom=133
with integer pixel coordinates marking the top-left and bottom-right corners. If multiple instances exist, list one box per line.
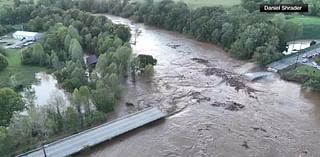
left=76, top=15, right=320, bottom=157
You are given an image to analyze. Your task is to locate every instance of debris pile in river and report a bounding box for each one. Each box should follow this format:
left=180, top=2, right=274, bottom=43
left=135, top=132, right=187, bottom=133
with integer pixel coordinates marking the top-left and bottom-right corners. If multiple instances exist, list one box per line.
left=191, top=58, right=210, bottom=66
left=205, top=67, right=258, bottom=95
left=166, top=43, right=181, bottom=49
left=211, top=101, right=245, bottom=111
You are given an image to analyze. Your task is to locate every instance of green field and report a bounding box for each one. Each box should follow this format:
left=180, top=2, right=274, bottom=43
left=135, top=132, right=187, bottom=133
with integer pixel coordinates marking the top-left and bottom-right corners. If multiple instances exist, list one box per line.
left=288, top=15, right=320, bottom=39
left=175, top=0, right=240, bottom=8
left=134, top=0, right=240, bottom=8
left=0, top=48, right=46, bottom=89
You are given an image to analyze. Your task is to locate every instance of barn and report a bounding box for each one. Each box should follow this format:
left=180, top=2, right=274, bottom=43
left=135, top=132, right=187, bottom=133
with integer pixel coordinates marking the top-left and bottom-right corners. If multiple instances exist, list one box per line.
left=12, top=31, right=43, bottom=41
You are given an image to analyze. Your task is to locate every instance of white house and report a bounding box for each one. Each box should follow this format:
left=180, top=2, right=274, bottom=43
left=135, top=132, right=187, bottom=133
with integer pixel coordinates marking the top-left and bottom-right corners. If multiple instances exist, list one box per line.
left=12, top=31, right=43, bottom=41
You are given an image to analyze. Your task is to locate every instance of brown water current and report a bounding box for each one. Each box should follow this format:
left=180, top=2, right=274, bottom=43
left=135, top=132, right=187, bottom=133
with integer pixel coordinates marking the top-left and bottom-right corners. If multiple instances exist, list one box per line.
left=76, top=14, right=320, bottom=157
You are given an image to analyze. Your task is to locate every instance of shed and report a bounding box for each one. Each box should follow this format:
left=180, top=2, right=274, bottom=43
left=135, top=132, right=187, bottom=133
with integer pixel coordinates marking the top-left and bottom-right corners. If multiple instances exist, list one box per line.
left=12, top=31, right=43, bottom=41
left=86, top=55, right=98, bottom=66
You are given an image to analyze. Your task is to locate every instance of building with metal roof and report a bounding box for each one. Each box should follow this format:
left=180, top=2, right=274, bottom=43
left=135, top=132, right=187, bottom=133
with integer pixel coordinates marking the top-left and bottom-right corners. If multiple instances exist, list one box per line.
left=12, top=31, right=43, bottom=41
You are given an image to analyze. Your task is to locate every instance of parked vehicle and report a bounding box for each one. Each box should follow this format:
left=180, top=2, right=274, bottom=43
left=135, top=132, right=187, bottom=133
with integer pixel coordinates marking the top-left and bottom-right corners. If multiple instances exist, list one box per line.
left=312, top=62, right=318, bottom=67
left=302, top=59, right=308, bottom=63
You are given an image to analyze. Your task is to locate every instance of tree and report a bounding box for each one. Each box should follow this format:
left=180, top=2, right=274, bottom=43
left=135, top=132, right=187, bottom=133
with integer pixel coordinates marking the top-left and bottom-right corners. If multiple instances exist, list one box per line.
left=114, top=46, right=132, bottom=75
left=63, top=107, right=81, bottom=132
left=69, top=39, right=83, bottom=62
left=220, top=23, right=235, bottom=48
left=72, top=88, right=84, bottom=127
left=0, top=47, right=6, bottom=56
left=32, top=43, right=46, bottom=66
left=47, top=93, right=65, bottom=132
left=79, top=86, right=91, bottom=114
left=92, top=81, right=115, bottom=113
left=96, top=53, right=109, bottom=76
left=0, top=55, right=8, bottom=71
left=67, top=25, right=81, bottom=43
left=8, top=107, right=54, bottom=148
left=64, top=34, right=72, bottom=51
left=0, top=88, right=25, bottom=126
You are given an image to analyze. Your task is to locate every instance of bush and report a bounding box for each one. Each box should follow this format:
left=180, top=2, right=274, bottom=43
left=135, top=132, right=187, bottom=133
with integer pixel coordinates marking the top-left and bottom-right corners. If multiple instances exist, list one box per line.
left=0, top=47, right=6, bottom=56
left=0, top=55, right=8, bottom=71
left=143, top=64, right=154, bottom=76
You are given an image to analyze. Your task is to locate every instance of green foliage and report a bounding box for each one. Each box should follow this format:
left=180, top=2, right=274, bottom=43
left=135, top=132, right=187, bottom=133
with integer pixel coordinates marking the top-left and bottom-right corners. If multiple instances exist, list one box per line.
left=8, top=107, right=54, bottom=151
left=32, top=43, right=46, bottom=66
left=0, top=46, right=6, bottom=56
left=143, top=64, right=154, bottom=76
left=0, top=88, right=25, bottom=126
left=69, top=39, right=83, bottom=62
left=55, top=61, right=87, bottom=92
left=92, top=86, right=116, bottom=113
left=63, top=106, right=81, bottom=132
left=0, top=54, right=8, bottom=71
left=304, top=78, right=320, bottom=92
left=254, top=44, right=283, bottom=66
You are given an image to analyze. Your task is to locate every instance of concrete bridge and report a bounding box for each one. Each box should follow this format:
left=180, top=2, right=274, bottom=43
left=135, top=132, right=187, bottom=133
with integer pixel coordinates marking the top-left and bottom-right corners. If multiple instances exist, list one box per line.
left=17, top=107, right=166, bottom=157
left=243, top=72, right=273, bottom=81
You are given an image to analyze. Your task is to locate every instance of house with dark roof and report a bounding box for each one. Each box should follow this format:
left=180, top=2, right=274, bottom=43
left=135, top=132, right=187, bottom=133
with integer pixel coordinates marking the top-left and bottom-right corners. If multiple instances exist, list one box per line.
left=86, top=55, right=98, bottom=70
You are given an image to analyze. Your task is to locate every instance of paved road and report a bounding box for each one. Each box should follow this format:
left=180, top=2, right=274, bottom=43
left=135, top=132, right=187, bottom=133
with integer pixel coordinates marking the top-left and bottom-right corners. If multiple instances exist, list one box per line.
left=17, top=107, right=166, bottom=157
left=267, top=47, right=320, bottom=71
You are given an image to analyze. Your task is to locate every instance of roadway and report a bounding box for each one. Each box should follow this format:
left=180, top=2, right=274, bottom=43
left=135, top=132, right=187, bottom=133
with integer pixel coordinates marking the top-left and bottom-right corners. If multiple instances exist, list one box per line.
left=17, top=107, right=166, bottom=157
left=267, top=47, right=320, bottom=71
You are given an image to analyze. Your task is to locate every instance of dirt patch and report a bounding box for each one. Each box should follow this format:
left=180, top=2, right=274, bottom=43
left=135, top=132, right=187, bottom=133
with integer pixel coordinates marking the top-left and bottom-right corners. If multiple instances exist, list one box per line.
left=211, top=101, right=245, bottom=111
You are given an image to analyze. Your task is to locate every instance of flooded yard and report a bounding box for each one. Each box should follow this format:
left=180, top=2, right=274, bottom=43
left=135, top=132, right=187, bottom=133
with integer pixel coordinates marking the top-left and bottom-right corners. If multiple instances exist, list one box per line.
left=24, top=72, right=69, bottom=106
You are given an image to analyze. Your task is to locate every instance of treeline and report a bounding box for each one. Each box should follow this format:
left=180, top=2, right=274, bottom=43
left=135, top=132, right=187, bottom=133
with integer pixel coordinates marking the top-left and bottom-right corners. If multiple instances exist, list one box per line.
left=39, top=0, right=303, bottom=66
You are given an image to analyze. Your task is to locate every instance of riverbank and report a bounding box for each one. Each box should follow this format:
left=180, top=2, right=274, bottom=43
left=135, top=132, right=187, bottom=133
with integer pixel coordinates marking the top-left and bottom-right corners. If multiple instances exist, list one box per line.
left=281, top=65, right=320, bottom=91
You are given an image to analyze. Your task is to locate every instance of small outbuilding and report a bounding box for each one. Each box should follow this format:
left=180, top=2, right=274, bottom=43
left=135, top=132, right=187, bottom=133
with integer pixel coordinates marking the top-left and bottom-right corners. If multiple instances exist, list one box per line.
left=12, top=31, right=43, bottom=41
left=86, top=55, right=98, bottom=70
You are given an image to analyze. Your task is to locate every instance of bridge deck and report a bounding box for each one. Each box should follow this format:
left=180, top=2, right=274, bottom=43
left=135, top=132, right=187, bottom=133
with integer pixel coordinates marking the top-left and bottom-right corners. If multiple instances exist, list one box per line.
left=18, top=107, right=166, bottom=157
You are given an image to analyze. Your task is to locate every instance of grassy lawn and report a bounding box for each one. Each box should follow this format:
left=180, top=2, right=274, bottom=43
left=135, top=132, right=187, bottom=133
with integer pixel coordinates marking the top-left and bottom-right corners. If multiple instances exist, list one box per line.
left=293, top=65, right=320, bottom=78
left=281, top=65, right=320, bottom=83
left=0, top=48, right=47, bottom=89
left=288, top=15, right=320, bottom=39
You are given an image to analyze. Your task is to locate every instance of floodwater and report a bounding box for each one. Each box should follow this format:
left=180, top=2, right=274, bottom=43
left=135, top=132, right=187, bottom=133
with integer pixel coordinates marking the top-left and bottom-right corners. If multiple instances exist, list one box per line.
left=283, top=40, right=319, bottom=55
left=77, top=15, right=320, bottom=157
left=27, top=72, right=69, bottom=106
